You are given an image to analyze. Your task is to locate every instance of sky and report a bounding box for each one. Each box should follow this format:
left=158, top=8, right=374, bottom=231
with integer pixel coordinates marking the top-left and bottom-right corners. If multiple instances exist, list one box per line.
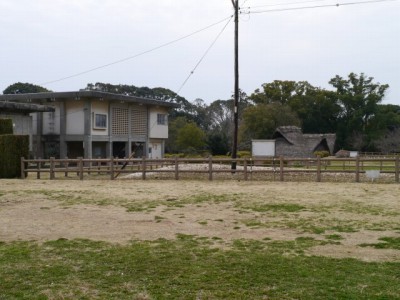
left=0, top=0, right=399, bottom=105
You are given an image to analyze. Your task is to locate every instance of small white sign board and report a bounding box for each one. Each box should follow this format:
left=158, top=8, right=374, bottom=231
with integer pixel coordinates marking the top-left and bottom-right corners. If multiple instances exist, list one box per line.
left=252, top=140, right=275, bottom=157
left=365, top=170, right=380, bottom=181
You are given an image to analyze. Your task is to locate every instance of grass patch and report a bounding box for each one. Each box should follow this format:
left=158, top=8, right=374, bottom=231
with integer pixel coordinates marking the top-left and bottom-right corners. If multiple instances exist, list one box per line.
left=325, top=234, right=344, bottom=241
left=359, top=237, right=400, bottom=250
left=1, top=238, right=398, bottom=299
left=240, top=203, right=305, bottom=213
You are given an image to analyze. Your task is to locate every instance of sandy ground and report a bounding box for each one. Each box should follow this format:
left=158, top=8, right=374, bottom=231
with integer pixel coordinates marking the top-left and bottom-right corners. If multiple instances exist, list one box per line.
left=0, top=179, right=399, bottom=262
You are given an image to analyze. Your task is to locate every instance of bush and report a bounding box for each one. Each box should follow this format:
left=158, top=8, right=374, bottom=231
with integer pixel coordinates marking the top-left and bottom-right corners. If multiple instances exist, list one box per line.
left=0, top=135, right=29, bottom=178
left=313, top=151, right=330, bottom=158
left=0, top=119, right=13, bottom=135
left=237, top=151, right=251, bottom=158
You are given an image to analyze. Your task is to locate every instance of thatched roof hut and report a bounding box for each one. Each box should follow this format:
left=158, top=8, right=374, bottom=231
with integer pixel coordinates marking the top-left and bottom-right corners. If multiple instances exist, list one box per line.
left=272, top=126, right=336, bottom=157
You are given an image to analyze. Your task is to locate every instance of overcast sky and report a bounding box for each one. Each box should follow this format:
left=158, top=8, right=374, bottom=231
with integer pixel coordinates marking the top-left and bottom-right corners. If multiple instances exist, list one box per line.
left=0, top=0, right=399, bottom=105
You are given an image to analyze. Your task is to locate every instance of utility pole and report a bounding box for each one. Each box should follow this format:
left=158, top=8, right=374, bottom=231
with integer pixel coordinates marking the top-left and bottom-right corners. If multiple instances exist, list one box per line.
left=231, top=0, right=239, bottom=170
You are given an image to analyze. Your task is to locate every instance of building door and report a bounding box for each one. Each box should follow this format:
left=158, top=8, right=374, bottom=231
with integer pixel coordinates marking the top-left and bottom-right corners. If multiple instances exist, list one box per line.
left=149, top=142, right=162, bottom=159
left=67, top=142, right=84, bottom=159
left=113, top=142, right=126, bottom=158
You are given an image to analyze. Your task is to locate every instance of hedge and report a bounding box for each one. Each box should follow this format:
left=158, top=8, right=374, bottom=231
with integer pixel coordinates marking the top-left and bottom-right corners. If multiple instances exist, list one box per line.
left=0, top=118, right=13, bottom=135
left=0, top=135, right=29, bottom=178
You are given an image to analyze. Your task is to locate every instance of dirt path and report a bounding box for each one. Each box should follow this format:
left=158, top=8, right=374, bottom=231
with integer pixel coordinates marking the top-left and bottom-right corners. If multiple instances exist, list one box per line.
left=1, top=179, right=399, bottom=261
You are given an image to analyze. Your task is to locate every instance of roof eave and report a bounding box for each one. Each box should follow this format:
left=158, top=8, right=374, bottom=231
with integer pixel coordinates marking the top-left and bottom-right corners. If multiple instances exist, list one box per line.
left=0, top=91, right=180, bottom=109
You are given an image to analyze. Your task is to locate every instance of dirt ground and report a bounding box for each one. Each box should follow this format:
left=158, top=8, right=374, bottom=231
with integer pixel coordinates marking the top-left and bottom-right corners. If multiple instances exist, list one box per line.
left=0, top=179, right=399, bottom=262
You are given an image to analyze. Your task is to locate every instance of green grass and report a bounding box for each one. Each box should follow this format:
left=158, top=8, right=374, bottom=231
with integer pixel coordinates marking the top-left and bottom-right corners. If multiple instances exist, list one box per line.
left=359, top=237, right=400, bottom=250
left=1, top=237, right=399, bottom=299
left=240, top=203, right=305, bottom=213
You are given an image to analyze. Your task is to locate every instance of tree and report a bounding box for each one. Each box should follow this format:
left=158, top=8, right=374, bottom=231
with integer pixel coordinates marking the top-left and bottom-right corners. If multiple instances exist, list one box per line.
left=249, top=80, right=298, bottom=105
left=166, top=116, right=188, bottom=153
left=329, top=72, right=389, bottom=150
left=375, top=128, right=400, bottom=154
left=176, top=122, right=206, bottom=153
left=288, top=88, right=340, bottom=134
left=3, top=82, right=51, bottom=94
left=239, top=103, right=301, bottom=148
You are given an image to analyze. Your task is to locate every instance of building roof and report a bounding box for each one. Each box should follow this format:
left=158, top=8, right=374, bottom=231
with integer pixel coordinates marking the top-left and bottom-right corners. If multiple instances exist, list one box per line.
left=0, top=101, right=55, bottom=113
left=273, top=126, right=336, bottom=154
left=0, top=91, right=180, bottom=108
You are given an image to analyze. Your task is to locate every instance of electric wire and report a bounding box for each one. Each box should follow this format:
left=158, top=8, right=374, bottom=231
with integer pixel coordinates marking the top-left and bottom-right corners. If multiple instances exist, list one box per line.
left=244, top=0, right=398, bottom=14
left=39, top=16, right=233, bottom=87
left=176, top=16, right=234, bottom=94
left=242, top=0, right=334, bottom=9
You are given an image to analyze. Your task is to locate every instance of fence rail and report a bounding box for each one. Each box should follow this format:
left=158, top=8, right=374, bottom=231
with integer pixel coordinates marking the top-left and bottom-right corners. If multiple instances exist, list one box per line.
left=20, top=156, right=400, bottom=183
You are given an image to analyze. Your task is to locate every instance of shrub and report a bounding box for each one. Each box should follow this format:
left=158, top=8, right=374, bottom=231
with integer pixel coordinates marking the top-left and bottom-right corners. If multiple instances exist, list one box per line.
left=0, top=135, right=29, bottom=178
left=0, top=119, right=13, bottom=135
left=237, top=151, right=251, bottom=158
left=313, top=151, right=330, bottom=158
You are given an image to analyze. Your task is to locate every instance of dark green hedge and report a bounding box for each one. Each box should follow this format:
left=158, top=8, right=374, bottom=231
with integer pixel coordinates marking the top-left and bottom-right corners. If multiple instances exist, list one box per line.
left=0, top=119, right=13, bottom=135
left=0, top=135, right=29, bottom=178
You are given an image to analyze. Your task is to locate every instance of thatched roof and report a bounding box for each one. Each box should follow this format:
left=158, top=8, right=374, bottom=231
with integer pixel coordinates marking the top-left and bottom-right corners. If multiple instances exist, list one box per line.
left=273, top=126, right=336, bottom=156
left=0, top=101, right=55, bottom=113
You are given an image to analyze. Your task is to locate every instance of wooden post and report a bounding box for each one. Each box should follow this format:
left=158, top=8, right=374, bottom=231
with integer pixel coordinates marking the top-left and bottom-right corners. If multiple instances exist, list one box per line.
left=395, top=156, right=399, bottom=183
left=20, top=157, right=25, bottom=179
left=355, top=156, right=360, bottom=183
left=49, top=157, right=55, bottom=180
left=97, top=158, right=101, bottom=175
left=208, top=156, right=213, bottom=181
left=316, top=156, right=321, bottom=182
left=79, top=157, right=84, bottom=180
left=175, top=156, right=179, bottom=180
left=244, top=159, right=248, bottom=181
left=280, top=156, right=284, bottom=182
left=36, top=159, right=41, bottom=179
left=142, top=156, right=146, bottom=180
left=64, top=157, right=69, bottom=177
left=110, top=157, right=114, bottom=180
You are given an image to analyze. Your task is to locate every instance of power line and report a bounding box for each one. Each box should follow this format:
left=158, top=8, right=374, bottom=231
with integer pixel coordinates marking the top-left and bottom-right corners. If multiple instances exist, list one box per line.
left=176, top=16, right=234, bottom=94
left=39, top=16, right=233, bottom=87
left=243, top=0, right=398, bottom=14
left=243, top=0, right=333, bottom=9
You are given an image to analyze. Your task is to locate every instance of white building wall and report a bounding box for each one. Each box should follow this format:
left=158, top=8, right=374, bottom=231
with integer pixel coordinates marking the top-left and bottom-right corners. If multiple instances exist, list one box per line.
left=149, top=107, right=168, bottom=139
left=65, top=101, right=85, bottom=135
left=42, top=103, right=60, bottom=135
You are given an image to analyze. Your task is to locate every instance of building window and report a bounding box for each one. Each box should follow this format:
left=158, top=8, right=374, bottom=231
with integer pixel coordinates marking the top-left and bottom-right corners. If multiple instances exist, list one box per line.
left=157, top=114, right=167, bottom=125
left=93, top=113, right=107, bottom=129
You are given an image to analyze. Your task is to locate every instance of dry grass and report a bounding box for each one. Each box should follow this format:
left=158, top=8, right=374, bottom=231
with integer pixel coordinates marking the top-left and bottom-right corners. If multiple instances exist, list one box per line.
left=1, top=178, right=399, bottom=262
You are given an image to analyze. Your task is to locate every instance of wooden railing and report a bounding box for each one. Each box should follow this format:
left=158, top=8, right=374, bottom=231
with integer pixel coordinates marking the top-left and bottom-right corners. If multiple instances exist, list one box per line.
left=20, top=156, right=400, bottom=183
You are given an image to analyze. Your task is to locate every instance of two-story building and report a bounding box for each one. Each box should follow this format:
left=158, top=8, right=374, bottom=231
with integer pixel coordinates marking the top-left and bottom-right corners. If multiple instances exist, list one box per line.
left=0, top=91, right=178, bottom=159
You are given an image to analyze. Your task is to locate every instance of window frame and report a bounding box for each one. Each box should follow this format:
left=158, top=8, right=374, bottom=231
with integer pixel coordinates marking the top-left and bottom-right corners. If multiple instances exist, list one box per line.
left=93, top=113, right=107, bottom=130
left=157, top=113, right=167, bottom=126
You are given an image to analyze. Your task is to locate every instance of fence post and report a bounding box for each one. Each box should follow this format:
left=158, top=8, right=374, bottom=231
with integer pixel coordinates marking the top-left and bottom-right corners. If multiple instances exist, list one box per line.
left=355, top=156, right=360, bottom=183
left=49, top=157, right=55, bottom=180
left=79, top=157, right=84, bottom=180
left=110, top=157, right=114, bottom=180
left=280, top=156, right=284, bottom=182
left=36, top=158, right=41, bottom=179
left=142, top=156, right=146, bottom=180
left=64, top=157, right=69, bottom=177
left=175, top=156, right=179, bottom=180
left=20, top=157, right=25, bottom=179
left=316, top=156, right=321, bottom=182
left=244, top=159, right=248, bottom=181
left=395, top=156, right=399, bottom=183
left=208, top=156, right=213, bottom=181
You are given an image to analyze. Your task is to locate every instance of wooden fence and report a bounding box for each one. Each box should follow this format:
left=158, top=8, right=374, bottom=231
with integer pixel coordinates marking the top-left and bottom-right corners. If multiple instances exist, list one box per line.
left=20, top=156, right=400, bottom=183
